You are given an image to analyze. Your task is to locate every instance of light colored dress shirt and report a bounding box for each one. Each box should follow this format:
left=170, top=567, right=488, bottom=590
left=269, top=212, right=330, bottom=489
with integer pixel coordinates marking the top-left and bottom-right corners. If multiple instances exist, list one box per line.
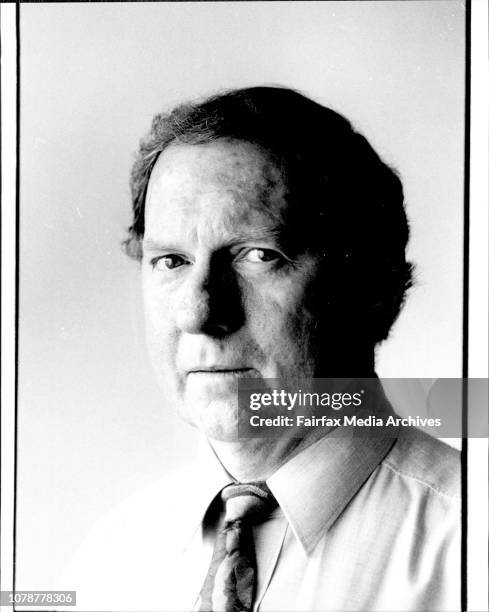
left=62, top=422, right=460, bottom=611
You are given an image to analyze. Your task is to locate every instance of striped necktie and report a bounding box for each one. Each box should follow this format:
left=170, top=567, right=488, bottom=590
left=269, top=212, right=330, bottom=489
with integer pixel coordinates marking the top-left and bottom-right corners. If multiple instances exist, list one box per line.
left=197, top=482, right=277, bottom=612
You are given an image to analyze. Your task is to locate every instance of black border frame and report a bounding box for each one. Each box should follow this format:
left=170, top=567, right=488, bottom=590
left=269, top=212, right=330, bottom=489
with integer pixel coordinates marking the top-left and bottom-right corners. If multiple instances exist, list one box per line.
left=10, top=1, right=472, bottom=610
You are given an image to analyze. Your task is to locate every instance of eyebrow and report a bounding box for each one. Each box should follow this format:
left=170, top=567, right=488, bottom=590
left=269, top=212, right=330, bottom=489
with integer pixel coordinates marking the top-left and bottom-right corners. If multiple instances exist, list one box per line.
left=228, top=227, right=285, bottom=243
left=142, top=238, right=179, bottom=252
left=142, top=227, right=288, bottom=251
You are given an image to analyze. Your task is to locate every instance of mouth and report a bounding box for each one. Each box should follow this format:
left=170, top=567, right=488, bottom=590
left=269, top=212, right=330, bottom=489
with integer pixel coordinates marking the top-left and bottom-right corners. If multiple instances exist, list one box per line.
left=187, top=367, right=255, bottom=376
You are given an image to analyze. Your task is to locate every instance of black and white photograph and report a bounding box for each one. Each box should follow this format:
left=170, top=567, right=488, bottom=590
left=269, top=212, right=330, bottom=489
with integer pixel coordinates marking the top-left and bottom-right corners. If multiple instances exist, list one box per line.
left=0, top=1, right=487, bottom=611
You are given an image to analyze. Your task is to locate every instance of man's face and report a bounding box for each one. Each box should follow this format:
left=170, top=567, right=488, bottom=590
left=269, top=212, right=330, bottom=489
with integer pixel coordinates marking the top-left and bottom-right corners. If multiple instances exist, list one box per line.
left=142, top=139, right=323, bottom=440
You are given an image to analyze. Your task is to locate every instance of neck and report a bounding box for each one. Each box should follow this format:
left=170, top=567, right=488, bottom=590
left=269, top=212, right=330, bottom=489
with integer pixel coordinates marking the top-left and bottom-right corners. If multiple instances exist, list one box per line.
left=209, top=426, right=333, bottom=482
left=209, top=355, right=378, bottom=481
left=315, top=345, right=376, bottom=378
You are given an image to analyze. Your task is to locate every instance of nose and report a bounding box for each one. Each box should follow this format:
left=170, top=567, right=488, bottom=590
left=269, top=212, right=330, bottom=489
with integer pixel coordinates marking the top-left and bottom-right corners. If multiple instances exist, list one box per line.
left=175, top=260, right=243, bottom=337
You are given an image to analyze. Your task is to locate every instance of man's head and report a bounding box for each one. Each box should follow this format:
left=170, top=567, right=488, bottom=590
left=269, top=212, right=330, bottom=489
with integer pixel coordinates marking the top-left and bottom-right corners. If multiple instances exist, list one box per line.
left=124, top=86, right=413, bottom=439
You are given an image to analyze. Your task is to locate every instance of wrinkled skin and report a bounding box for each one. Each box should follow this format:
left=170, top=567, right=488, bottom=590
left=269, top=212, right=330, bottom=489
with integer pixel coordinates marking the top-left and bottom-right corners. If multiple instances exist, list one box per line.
left=142, top=139, right=326, bottom=445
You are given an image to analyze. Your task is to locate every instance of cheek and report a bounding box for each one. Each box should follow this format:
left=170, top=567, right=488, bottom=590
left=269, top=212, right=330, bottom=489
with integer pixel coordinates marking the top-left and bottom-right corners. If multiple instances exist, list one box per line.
left=244, top=279, right=318, bottom=366
left=143, top=285, right=178, bottom=366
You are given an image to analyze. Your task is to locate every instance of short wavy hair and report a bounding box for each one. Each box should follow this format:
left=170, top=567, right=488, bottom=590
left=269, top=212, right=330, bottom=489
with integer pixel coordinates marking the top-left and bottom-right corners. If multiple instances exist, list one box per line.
left=123, top=86, right=413, bottom=343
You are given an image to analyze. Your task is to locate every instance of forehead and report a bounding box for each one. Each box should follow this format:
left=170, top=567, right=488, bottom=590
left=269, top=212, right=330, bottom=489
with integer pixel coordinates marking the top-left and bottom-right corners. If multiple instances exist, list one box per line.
left=144, top=140, right=290, bottom=231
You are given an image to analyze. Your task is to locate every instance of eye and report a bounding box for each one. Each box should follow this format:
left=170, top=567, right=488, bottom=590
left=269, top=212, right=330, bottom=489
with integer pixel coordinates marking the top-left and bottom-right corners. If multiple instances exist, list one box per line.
left=241, top=248, right=281, bottom=263
left=152, top=254, right=189, bottom=271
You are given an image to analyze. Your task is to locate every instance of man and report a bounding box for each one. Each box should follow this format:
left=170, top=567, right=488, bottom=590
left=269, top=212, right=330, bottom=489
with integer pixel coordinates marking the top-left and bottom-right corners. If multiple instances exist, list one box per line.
left=64, top=87, right=460, bottom=611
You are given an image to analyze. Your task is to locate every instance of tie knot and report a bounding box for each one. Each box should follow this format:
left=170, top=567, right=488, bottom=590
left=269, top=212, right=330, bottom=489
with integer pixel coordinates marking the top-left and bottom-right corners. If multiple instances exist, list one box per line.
left=221, top=482, right=276, bottom=524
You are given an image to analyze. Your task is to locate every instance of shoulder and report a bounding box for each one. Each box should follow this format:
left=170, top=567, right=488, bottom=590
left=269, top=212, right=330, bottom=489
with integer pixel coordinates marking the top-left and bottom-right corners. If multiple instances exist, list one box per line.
left=381, top=427, right=460, bottom=500
left=102, top=465, right=193, bottom=524
left=355, top=429, right=461, bottom=573
left=59, top=466, right=196, bottom=610
left=83, top=464, right=196, bottom=551
left=341, top=430, right=461, bottom=610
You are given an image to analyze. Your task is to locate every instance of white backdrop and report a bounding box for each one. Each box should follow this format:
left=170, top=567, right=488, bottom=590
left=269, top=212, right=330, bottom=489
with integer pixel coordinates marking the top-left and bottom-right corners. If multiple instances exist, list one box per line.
left=17, top=1, right=465, bottom=588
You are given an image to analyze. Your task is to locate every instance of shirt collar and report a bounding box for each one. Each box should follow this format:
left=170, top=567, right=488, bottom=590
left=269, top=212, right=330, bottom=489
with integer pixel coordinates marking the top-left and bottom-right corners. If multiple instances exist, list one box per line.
left=181, top=437, right=234, bottom=551
left=265, top=379, right=399, bottom=555
left=184, top=379, right=398, bottom=556
left=267, top=421, right=397, bottom=555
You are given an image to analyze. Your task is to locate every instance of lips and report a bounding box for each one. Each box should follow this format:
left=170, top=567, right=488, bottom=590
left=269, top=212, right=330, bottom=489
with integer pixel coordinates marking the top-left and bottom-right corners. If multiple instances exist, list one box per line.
left=186, top=367, right=255, bottom=376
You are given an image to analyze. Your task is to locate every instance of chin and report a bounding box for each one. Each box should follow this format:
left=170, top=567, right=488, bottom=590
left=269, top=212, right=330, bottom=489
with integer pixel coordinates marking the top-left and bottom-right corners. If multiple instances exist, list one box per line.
left=179, top=398, right=242, bottom=442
